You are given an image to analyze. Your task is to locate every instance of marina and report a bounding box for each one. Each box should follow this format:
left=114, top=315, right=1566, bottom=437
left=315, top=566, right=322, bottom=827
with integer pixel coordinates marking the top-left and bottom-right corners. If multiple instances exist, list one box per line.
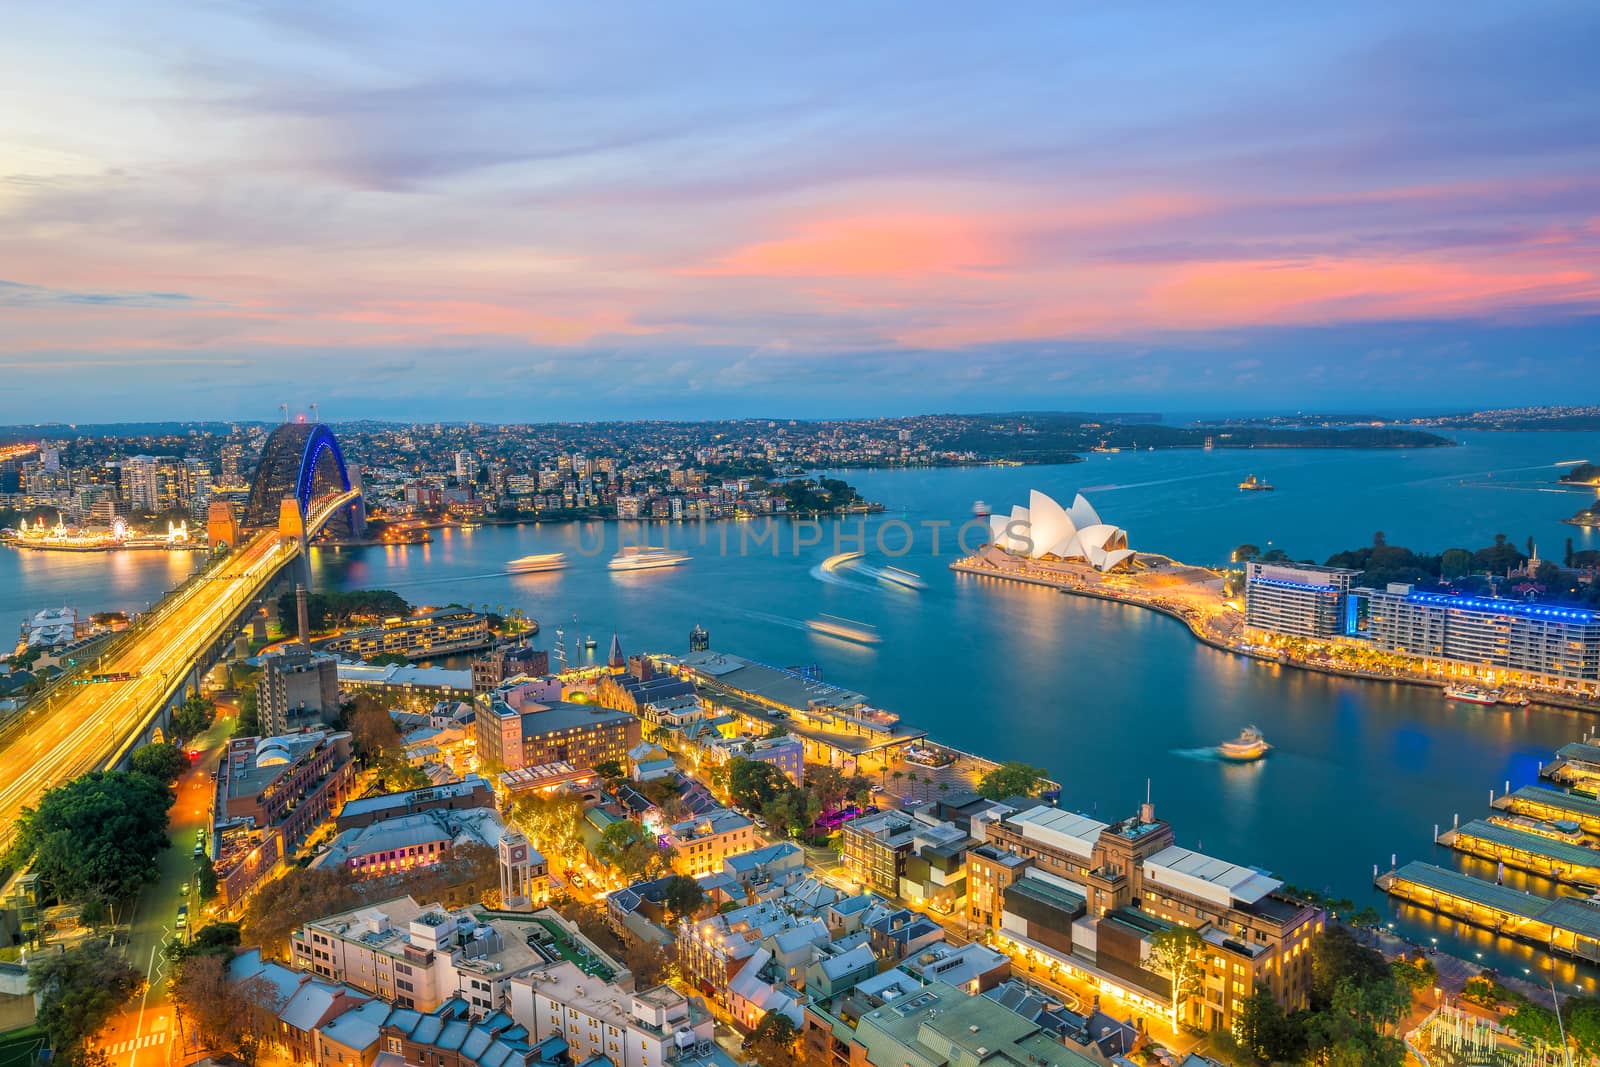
left=1377, top=862, right=1600, bottom=963
left=1436, top=818, right=1600, bottom=887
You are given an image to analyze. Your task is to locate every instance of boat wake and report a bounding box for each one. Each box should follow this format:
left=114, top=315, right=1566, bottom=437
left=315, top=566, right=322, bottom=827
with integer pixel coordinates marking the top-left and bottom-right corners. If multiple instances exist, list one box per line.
left=1171, top=746, right=1225, bottom=762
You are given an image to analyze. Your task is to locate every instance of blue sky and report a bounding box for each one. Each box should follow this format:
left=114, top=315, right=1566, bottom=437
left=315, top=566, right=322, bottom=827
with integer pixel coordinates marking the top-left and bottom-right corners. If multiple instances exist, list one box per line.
left=2, top=2, right=1597, bottom=422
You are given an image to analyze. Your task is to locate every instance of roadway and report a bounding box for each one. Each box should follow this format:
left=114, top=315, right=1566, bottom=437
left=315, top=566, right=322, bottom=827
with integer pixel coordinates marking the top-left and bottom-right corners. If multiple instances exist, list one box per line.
left=0, top=532, right=295, bottom=853
left=97, top=707, right=236, bottom=1066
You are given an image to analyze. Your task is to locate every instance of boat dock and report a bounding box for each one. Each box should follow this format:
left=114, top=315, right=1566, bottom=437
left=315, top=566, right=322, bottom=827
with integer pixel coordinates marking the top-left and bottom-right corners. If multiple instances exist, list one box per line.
left=1437, top=818, right=1600, bottom=886
left=1539, top=741, right=1600, bottom=793
left=1377, top=861, right=1600, bottom=963
left=1493, top=785, right=1600, bottom=836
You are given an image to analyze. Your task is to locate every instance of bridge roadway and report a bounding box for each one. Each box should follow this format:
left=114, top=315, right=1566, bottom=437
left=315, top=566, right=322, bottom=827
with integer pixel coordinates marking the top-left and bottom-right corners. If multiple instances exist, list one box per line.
left=0, top=531, right=298, bottom=852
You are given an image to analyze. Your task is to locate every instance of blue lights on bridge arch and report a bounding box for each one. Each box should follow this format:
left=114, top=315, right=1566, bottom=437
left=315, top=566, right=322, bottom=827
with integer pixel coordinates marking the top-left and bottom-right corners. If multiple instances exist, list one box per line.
left=294, top=423, right=352, bottom=516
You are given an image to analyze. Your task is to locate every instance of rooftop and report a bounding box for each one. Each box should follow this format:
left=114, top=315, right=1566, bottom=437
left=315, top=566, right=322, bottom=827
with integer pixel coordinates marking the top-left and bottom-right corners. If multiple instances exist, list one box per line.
left=1143, top=845, right=1282, bottom=908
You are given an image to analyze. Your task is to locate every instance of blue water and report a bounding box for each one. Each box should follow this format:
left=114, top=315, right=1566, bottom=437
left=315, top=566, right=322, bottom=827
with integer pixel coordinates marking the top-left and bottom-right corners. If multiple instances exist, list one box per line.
left=4, top=430, right=1600, bottom=987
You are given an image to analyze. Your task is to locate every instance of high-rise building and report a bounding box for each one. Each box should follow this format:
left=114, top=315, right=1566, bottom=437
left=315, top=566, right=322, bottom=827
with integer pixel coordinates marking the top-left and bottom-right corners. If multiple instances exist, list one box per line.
left=257, top=648, right=341, bottom=734
left=1358, top=585, right=1600, bottom=689
left=1243, top=561, right=1358, bottom=639
left=454, top=450, right=478, bottom=480
left=220, top=442, right=248, bottom=486
left=122, top=455, right=164, bottom=512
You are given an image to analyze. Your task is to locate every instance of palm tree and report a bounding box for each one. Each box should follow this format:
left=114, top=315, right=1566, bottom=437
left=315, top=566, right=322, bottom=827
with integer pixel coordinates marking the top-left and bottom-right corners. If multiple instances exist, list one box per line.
left=938, top=781, right=950, bottom=802
left=891, top=770, right=904, bottom=797
left=906, top=772, right=920, bottom=801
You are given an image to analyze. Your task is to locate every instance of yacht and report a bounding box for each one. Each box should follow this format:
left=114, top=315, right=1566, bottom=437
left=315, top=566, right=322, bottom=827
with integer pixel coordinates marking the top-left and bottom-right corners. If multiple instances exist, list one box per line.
left=609, top=546, right=691, bottom=572
left=1444, top=684, right=1502, bottom=706
left=973, top=501, right=991, bottom=518
left=1218, top=726, right=1272, bottom=761
left=584, top=634, right=598, bottom=650
left=1238, top=474, right=1274, bottom=492
left=507, top=552, right=568, bottom=574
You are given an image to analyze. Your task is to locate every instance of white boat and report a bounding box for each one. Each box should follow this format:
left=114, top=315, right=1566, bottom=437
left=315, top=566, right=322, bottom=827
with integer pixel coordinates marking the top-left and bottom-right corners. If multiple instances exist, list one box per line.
left=609, top=546, right=690, bottom=572
left=806, top=614, right=881, bottom=644
left=1444, top=684, right=1502, bottom=706
left=508, top=552, right=567, bottom=573
left=1218, top=726, right=1272, bottom=762
left=973, top=500, right=991, bottom=518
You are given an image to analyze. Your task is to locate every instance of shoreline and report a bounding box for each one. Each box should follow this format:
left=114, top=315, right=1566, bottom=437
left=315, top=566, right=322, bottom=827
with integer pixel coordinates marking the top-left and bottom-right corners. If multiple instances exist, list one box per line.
left=949, top=558, right=1600, bottom=715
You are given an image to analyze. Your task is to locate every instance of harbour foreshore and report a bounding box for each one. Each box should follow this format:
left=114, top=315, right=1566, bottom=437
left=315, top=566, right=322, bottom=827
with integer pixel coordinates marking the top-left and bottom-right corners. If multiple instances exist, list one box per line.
left=950, top=551, right=1600, bottom=715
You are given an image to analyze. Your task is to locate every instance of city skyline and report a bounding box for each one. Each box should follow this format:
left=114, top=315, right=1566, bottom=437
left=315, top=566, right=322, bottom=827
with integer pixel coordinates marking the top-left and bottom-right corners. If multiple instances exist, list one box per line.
left=5, top=2, right=1599, bottom=422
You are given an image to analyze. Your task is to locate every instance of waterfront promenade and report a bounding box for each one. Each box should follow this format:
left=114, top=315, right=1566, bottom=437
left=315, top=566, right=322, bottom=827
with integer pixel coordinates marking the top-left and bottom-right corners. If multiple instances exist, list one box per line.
left=950, top=545, right=1600, bottom=713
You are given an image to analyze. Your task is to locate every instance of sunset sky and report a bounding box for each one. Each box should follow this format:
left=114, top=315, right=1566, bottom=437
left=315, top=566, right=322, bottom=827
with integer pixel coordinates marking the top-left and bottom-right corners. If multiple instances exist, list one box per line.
left=3, top=2, right=1597, bottom=422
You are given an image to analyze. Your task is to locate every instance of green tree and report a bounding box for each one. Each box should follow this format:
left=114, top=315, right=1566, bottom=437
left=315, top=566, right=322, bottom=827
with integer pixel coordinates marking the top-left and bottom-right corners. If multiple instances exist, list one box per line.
left=512, top=791, right=586, bottom=872
left=1504, top=1001, right=1562, bottom=1049
left=594, top=759, right=627, bottom=784
left=1440, top=547, right=1472, bottom=579
left=728, top=757, right=789, bottom=812
left=661, top=874, right=706, bottom=922
left=975, top=761, right=1049, bottom=800
left=1564, top=996, right=1600, bottom=1060
left=595, top=820, right=671, bottom=883
left=171, top=694, right=216, bottom=739
left=1147, top=926, right=1204, bottom=1030
left=130, top=741, right=187, bottom=784
left=1232, top=981, right=1303, bottom=1064
left=241, top=866, right=364, bottom=959
left=744, top=1010, right=800, bottom=1067
left=30, top=939, right=144, bottom=1066
left=235, top=688, right=261, bottom=737
left=14, top=770, right=172, bottom=912
left=196, top=855, right=219, bottom=901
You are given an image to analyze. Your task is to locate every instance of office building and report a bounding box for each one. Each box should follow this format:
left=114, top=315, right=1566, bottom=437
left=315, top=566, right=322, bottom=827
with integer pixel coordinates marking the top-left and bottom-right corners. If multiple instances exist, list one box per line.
left=840, top=809, right=969, bottom=908
left=1243, top=561, right=1358, bottom=639
left=336, top=775, right=496, bottom=831
left=257, top=647, right=340, bottom=734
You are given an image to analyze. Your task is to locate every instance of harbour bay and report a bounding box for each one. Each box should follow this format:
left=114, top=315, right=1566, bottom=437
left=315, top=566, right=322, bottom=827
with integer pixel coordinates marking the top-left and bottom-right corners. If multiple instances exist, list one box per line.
left=5, top=429, right=1600, bottom=985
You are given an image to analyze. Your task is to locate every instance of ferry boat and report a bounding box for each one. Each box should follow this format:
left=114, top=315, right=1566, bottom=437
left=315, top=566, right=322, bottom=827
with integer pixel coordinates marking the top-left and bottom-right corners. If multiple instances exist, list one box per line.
left=1217, top=726, right=1272, bottom=761
left=1444, top=684, right=1502, bottom=706
left=877, top=566, right=927, bottom=591
left=973, top=501, right=991, bottom=518
left=1237, top=474, right=1274, bottom=492
left=507, top=552, right=568, bottom=574
left=584, top=634, right=598, bottom=650
left=609, top=546, right=691, bottom=572
left=806, top=614, right=881, bottom=645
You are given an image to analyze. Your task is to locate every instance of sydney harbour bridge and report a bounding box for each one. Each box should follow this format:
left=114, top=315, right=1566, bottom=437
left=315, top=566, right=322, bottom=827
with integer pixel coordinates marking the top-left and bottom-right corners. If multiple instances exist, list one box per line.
left=0, top=421, right=366, bottom=851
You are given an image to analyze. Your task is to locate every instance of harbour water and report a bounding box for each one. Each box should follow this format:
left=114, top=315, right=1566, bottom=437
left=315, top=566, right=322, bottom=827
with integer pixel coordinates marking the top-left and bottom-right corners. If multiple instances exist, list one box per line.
left=4, top=430, right=1600, bottom=985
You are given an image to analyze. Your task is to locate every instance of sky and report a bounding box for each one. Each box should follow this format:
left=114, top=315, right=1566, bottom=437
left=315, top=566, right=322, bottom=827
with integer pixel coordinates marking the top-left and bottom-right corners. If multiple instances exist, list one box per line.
left=2, top=1, right=1598, bottom=423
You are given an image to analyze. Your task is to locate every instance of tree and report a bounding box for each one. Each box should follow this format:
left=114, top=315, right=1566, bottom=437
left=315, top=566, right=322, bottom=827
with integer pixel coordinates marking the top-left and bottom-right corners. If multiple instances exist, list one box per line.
left=130, top=741, right=187, bottom=784
left=1440, top=547, right=1472, bottom=580
left=1147, top=926, right=1204, bottom=1030
left=594, top=759, right=627, bottom=784
left=595, top=820, right=671, bottom=883
left=1231, top=544, right=1261, bottom=563
left=1232, top=982, right=1302, bottom=1064
left=728, top=758, right=789, bottom=812
left=661, top=874, right=706, bottom=922
left=241, top=866, right=364, bottom=959
left=745, top=1010, right=799, bottom=1067
left=171, top=951, right=285, bottom=1061
left=30, top=939, right=144, bottom=1066
left=343, top=693, right=402, bottom=761
left=14, top=770, right=172, bottom=912
left=512, top=791, right=586, bottom=871
left=196, top=854, right=219, bottom=901
left=806, top=764, right=850, bottom=813
left=171, top=694, right=216, bottom=739
left=975, top=761, right=1049, bottom=800
left=235, top=688, right=261, bottom=737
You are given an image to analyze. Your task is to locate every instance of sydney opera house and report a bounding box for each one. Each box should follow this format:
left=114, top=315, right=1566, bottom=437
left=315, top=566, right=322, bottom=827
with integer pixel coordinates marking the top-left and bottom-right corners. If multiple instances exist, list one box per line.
left=988, top=490, right=1134, bottom=572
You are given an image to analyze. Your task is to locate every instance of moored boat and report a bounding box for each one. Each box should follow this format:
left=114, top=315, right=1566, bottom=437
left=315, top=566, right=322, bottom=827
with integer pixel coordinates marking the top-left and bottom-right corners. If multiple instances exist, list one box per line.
left=1218, top=725, right=1272, bottom=761
left=1444, top=684, right=1502, bottom=706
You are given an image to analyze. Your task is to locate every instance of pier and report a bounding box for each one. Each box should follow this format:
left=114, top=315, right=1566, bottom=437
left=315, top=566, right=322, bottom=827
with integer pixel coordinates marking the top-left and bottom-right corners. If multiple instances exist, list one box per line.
left=1437, top=818, right=1600, bottom=886
left=1539, top=741, right=1600, bottom=794
left=1377, top=861, right=1600, bottom=962
left=1494, top=785, right=1600, bottom=836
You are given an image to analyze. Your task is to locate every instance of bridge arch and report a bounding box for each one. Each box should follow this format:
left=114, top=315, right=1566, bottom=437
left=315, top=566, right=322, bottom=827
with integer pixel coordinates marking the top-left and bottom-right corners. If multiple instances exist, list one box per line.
left=245, top=421, right=364, bottom=538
